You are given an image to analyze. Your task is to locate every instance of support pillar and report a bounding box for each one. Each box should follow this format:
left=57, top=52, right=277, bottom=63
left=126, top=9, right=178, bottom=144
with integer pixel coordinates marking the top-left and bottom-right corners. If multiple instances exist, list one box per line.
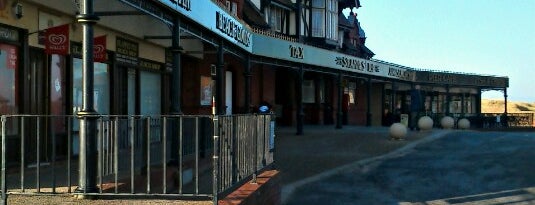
left=296, top=66, right=304, bottom=135
left=445, top=85, right=451, bottom=115
left=504, top=88, right=508, bottom=127
left=216, top=40, right=225, bottom=115
left=75, top=0, right=99, bottom=193
left=476, top=88, right=482, bottom=114
left=336, top=72, right=343, bottom=129
left=366, top=77, right=372, bottom=126
left=296, top=0, right=303, bottom=43
left=461, top=92, right=465, bottom=117
left=391, top=81, right=397, bottom=123
left=244, top=55, right=251, bottom=113
left=170, top=17, right=183, bottom=114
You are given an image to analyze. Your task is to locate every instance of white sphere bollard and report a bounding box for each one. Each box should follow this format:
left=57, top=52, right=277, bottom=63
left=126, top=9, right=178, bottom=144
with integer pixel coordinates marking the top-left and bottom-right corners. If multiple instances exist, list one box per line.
left=458, top=118, right=470, bottom=129
left=441, top=116, right=455, bottom=129
left=390, top=123, right=407, bottom=140
left=417, top=116, right=434, bottom=131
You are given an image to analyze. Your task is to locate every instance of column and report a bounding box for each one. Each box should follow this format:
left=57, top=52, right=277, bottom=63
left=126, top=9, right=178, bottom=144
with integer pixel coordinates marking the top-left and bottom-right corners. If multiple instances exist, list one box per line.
left=244, top=55, right=252, bottom=113
left=216, top=40, right=225, bottom=115
left=366, top=77, right=372, bottom=126
left=170, top=17, right=183, bottom=114
left=296, top=66, right=304, bottom=135
left=504, top=88, right=508, bottom=127
left=76, top=0, right=99, bottom=193
left=461, top=92, right=465, bottom=117
left=391, top=81, right=397, bottom=123
left=336, top=72, right=343, bottom=129
left=476, top=88, right=482, bottom=114
left=445, top=85, right=451, bottom=115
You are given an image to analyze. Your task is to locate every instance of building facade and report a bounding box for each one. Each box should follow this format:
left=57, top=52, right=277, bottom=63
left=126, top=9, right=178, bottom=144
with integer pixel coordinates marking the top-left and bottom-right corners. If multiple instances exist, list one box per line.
left=0, top=0, right=508, bottom=132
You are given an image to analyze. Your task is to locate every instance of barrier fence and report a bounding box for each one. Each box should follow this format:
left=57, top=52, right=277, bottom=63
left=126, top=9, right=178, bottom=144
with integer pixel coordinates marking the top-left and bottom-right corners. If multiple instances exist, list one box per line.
left=0, top=114, right=275, bottom=205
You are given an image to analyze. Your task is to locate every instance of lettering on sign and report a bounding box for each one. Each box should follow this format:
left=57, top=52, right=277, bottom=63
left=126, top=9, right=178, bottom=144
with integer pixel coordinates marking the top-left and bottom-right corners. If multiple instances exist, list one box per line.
left=427, top=73, right=457, bottom=84
left=388, top=67, right=414, bottom=81
left=139, top=60, right=162, bottom=71
left=289, top=45, right=304, bottom=59
left=216, top=11, right=251, bottom=47
left=167, top=0, right=191, bottom=11
left=0, top=27, right=19, bottom=42
left=335, top=57, right=380, bottom=73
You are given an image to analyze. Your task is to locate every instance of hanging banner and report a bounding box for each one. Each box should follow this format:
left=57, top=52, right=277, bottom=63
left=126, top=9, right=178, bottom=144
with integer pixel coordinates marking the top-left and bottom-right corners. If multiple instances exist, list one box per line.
left=94, top=35, right=107, bottom=62
left=45, top=24, right=70, bottom=55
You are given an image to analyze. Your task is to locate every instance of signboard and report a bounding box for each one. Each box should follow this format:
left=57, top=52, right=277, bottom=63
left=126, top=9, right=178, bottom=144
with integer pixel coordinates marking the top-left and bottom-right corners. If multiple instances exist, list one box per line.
left=0, top=26, right=19, bottom=42
left=416, top=71, right=508, bottom=87
left=252, top=34, right=416, bottom=80
left=116, top=37, right=139, bottom=65
left=154, top=0, right=253, bottom=52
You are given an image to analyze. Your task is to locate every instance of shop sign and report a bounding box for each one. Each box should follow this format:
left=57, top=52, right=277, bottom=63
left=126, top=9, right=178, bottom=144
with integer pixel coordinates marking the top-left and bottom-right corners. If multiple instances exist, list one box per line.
left=94, top=35, right=107, bottom=62
left=388, top=67, right=415, bottom=81
left=45, top=24, right=70, bottom=55
left=0, top=26, right=19, bottom=42
left=216, top=11, right=251, bottom=47
left=116, top=37, right=139, bottom=65
left=156, top=0, right=253, bottom=51
left=335, top=56, right=380, bottom=74
left=139, top=59, right=162, bottom=71
left=289, top=45, right=304, bottom=59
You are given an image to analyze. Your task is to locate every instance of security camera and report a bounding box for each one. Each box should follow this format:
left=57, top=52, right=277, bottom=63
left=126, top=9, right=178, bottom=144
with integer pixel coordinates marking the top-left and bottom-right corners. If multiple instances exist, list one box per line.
left=13, top=2, right=23, bottom=19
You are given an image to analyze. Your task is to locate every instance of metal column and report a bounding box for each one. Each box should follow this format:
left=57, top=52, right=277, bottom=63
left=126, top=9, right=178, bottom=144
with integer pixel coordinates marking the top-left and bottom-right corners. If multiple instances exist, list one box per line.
left=216, top=40, right=225, bottom=115
left=75, top=0, right=99, bottom=194
left=296, top=66, right=304, bottom=135
left=171, top=17, right=183, bottom=114
left=445, top=85, right=451, bottom=115
left=336, top=72, right=343, bottom=129
left=366, top=77, right=372, bottom=126
left=504, top=88, right=508, bottom=127
left=244, top=55, right=252, bottom=113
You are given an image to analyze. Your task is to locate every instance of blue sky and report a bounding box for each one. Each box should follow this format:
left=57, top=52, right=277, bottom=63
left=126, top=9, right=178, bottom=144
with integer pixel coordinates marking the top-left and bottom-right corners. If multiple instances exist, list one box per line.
left=353, top=0, right=535, bottom=102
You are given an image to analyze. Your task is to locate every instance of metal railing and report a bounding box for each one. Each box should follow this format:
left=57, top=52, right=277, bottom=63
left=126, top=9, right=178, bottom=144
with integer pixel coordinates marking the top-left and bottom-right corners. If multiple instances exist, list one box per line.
left=1, top=114, right=275, bottom=204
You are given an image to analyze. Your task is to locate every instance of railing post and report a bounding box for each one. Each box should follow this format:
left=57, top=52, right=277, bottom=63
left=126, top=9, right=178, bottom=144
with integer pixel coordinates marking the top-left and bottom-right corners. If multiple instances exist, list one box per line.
left=212, top=114, right=219, bottom=204
left=1, top=116, right=7, bottom=205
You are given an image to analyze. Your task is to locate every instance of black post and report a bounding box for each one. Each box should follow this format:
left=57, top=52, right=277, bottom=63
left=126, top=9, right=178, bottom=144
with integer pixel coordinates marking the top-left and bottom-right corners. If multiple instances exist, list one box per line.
left=296, top=66, right=304, bottom=135
left=75, top=0, right=99, bottom=194
left=461, top=92, right=465, bottom=117
left=171, top=17, right=183, bottom=114
left=170, top=17, right=183, bottom=162
left=476, top=88, right=482, bottom=114
left=244, top=55, right=252, bottom=113
left=366, top=77, right=372, bottom=126
left=216, top=40, right=225, bottom=115
left=391, top=82, right=397, bottom=123
left=336, top=73, right=343, bottom=129
left=445, top=85, right=451, bottom=115
left=504, top=88, right=508, bottom=127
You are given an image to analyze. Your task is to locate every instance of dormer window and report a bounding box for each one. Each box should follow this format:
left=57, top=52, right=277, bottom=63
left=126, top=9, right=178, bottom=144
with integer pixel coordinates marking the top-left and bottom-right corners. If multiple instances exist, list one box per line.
left=312, top=0, right=338, bottom=41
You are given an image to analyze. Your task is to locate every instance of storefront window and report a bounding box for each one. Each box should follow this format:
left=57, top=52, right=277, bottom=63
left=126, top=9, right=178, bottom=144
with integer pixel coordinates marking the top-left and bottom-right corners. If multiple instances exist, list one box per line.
left=303, top=80, right=315, bottom=103
left=0, top=44, right=18, bottom=136
left=72, top=58, right=110, bottom=115
left=0, top=44, right=18, bottom=115
left=140, top=71, right=161, bottom=115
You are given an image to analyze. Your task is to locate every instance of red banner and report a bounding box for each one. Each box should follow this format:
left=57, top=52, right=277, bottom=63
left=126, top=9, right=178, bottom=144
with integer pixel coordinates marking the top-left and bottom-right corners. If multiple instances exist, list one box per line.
left=45, top=24, right=70, bottom=55
left=94, top=35, right=107, bottom=62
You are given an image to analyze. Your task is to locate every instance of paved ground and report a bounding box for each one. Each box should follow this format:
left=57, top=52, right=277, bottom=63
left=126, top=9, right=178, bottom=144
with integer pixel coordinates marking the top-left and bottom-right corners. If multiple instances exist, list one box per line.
left=284, top=130, right=535, bottom=205
left=4, top=125, right=438, bottom=204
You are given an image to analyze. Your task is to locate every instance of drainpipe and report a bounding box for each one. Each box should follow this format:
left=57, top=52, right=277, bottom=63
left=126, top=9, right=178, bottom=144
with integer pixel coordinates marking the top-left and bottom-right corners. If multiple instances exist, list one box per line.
left=75, top=0, right=99, bottom=194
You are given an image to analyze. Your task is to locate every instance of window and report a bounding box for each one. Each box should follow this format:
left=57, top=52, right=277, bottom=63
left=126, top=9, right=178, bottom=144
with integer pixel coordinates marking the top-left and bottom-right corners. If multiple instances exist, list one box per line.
left=0, top=44, right=18, bottom=115
left=326, top=0, right=338, bottom=40
left=311, top=0, right=325, bottom=37
left=303, top=80, right=315, bottom=103
left=311, top=0, right=338, bottom=40
left=268, top=6, right=283, bottom=32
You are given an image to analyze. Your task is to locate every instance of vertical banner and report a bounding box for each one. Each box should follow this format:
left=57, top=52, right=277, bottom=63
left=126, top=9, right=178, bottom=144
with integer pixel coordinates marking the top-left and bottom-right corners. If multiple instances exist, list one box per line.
left=93, top=35, right=107, bottom=62
left=45, top=24, right=70, bottom=55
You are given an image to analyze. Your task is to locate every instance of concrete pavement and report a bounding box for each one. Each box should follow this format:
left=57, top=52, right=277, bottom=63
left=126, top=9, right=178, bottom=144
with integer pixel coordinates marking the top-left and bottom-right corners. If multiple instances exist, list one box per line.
left=273, top=125, right=452, bottom=203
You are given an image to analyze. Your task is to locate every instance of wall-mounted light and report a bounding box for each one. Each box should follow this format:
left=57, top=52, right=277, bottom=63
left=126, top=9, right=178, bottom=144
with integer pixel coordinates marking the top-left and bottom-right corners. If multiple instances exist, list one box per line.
left=12, top=1, right=23, bottom=19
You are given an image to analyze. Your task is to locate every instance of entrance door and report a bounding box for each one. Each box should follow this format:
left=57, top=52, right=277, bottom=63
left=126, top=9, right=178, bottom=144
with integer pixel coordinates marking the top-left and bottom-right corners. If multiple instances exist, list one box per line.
left=225, top=71, right=232, bottom=115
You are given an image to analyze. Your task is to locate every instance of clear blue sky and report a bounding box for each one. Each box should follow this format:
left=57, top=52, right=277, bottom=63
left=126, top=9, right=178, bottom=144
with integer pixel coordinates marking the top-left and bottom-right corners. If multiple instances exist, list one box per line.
left=354, top=0, right=535, bottom=102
